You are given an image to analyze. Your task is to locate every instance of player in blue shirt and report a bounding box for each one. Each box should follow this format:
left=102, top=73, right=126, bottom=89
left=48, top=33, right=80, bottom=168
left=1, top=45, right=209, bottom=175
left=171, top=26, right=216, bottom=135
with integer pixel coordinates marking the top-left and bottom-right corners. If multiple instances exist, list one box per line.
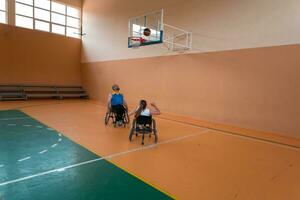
left=107, top=84, right=128, bottom=126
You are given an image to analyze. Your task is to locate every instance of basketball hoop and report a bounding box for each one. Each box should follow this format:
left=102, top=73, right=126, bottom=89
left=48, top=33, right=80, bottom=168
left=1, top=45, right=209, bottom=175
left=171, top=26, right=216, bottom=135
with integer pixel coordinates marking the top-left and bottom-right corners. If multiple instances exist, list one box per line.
left=128, top=9, right=192, bottom=51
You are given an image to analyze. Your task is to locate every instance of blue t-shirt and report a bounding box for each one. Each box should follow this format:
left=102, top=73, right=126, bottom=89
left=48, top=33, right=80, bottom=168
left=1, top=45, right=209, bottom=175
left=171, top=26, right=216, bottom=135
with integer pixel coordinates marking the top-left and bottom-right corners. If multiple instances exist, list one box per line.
left=111, top=93, right=124, bottom=106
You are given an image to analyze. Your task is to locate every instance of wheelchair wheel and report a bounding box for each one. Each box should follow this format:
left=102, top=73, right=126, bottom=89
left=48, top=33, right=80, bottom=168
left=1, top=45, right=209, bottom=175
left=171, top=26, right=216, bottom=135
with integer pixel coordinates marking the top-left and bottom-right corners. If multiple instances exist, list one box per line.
left=111, top=113, right=117, bottom=127
left=154, top=130, right=158, bottom=143
left=124, top=112, right=130, bottom=124
left=129, top=128, right=134, bottom=141
left=152, top=119, right=158, bottom=143
left=104, top=112, right=110, bottom=125
left=129, top=119, right=136, bottom=141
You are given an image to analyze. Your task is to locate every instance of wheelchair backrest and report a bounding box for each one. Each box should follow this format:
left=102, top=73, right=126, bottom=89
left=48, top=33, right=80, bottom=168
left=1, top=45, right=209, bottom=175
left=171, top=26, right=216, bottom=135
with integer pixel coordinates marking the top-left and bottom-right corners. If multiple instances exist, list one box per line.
left=136, top=115, right=152, bottom=125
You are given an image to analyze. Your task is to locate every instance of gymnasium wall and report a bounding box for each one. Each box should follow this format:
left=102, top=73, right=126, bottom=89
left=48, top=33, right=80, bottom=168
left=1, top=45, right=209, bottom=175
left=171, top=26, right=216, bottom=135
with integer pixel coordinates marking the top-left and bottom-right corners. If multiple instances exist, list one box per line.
left=81, top=0, right=300, bottom=62
left=81, top=0, right=300, bottom=137
left=0, top=24, right=82, bottom=85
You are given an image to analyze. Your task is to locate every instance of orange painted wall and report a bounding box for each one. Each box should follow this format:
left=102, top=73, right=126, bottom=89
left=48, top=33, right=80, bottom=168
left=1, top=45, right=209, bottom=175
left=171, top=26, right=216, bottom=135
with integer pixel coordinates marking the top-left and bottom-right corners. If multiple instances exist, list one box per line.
left=0, top=24, right=82, bottom=85
left=81, top=44, right=300, bottom=138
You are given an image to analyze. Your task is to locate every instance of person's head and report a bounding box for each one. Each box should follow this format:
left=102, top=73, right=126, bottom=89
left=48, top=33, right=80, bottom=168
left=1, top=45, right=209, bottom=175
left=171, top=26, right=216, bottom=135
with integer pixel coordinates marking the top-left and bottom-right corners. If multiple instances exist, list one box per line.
left=112, top=84, right=120, bottom=93
left=135, top=99, right=147, bottom=118
left=139, top=100, right=147, bottom=109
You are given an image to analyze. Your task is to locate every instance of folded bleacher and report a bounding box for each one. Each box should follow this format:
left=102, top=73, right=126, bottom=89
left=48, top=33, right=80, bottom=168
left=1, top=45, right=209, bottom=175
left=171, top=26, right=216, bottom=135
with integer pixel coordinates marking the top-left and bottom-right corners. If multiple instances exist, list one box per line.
left=0, top=85, right=89, bottom=101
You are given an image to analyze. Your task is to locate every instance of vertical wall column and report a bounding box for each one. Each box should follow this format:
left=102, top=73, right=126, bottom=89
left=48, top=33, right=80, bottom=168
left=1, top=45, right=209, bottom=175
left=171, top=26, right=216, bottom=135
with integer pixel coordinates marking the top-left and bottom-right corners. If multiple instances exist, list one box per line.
left=7, top=0, right=15, bottom=25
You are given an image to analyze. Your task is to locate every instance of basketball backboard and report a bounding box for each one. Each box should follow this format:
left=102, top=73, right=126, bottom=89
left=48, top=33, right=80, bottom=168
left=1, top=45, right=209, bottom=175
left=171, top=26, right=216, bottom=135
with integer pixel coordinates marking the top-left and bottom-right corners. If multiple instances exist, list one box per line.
left=128, top=9, right=164, bottom=48
left=128, top=9, right=192, bottom=51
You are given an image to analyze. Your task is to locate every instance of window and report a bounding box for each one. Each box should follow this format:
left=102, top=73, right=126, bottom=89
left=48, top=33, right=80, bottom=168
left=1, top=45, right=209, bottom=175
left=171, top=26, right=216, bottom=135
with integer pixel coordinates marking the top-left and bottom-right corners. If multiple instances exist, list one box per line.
left=0, top=0, right=7, bottom=24
left=15, top=0, right=81, bottom=38
left=65, top=3, right=81, bottom=37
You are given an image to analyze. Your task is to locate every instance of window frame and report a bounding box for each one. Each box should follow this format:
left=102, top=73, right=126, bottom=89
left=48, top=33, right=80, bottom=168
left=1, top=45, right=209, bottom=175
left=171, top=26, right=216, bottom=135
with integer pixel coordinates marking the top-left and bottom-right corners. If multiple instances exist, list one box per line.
left=14, top=0, right=81, bottom=38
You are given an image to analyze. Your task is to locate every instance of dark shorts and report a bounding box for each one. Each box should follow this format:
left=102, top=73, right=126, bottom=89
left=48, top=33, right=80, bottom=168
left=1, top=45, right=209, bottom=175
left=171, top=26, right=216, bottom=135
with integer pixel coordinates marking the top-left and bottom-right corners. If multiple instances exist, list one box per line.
left=111, top=105, right=125, bottom=121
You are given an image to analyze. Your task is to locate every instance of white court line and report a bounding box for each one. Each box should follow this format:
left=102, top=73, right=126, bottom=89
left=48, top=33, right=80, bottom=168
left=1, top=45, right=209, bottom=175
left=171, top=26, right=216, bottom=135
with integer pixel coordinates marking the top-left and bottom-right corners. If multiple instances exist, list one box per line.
left=212, top=130, right=300, bottom=152
left=0, top=117, right=30, bottom=121
left=58, top=134, right=62, bottom=137
left=78, top=102, right=300, bottom=150
left=51, top=144, right=58, bottom=148
left=39, top=150, right=47, bottom=154
left=36, top=126, right=43, bottom=128
left=18, top=157, right=31, bottom=162
left=106, top=130, right=210, bottom=159
left=47, top=128, right=54, bottom=131
left=23, top=125, right=32, bottom=127
left=0, top=165, right=4, bottom=168
left=58, top=138, right=62, bottom=142
left=0, top=130, right=207, bottom=187
left=0, top=158, right=103, bottom=186
left=158, top=118, right=300, bottom=151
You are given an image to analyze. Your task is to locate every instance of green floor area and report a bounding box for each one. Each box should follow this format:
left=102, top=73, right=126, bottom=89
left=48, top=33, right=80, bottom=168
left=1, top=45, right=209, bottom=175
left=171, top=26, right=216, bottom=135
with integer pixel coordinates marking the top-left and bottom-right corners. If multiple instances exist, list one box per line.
left=0, top=110, right=173, bottom=200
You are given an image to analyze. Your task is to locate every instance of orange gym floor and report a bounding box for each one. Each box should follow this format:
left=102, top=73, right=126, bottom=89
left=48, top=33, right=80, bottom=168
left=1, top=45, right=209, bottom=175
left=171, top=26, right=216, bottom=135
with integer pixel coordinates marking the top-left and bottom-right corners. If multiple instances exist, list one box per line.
left=1, top=99, right=299, bottom=200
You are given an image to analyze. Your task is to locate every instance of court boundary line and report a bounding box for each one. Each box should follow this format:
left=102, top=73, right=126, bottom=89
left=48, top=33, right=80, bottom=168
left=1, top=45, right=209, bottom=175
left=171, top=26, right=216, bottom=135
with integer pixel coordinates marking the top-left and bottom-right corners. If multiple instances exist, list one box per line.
left=0, top=117, right=30, bottom=121
left=0, top=130, right=207, bottom=189
left=18, top=107, right=179, bottom=199
left=157, top=116, right=300, bottom=150
left=1, top=102, right=299, bottom=197
left=4, top=100, right=299, bottom=150
left=85, top=101, right=300, bottom=149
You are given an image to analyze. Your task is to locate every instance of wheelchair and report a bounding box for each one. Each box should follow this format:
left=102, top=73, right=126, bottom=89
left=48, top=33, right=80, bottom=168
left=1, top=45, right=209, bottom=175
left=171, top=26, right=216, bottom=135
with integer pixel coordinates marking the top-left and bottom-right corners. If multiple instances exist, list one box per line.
left=104, top=106, right=130, bottom=127
left=129, top=115, right=158, bottom=145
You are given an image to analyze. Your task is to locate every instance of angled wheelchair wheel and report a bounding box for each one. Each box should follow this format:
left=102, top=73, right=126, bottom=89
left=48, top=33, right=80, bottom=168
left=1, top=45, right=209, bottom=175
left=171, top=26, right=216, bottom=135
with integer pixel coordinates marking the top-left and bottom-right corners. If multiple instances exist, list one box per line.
left=104, top=112, right=110, bottom=125
left=141, top=133, right=145, bottom=145
left=154, top=130, right=158, bottom=143
left=152, top=119, right=158, bottom=143
left=129, top=128, right=134, bottom=141
left=129, top=119, right=136, bottom=141
left=123, top=111, right=130, bottom=124
left=111, top=113, right=117, bottom=127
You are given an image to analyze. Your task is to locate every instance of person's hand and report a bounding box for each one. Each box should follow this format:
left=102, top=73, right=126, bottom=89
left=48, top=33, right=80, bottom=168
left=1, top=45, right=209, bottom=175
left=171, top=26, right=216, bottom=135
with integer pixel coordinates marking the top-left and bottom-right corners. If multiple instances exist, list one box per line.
left=150, top=102, right=156, bottom=107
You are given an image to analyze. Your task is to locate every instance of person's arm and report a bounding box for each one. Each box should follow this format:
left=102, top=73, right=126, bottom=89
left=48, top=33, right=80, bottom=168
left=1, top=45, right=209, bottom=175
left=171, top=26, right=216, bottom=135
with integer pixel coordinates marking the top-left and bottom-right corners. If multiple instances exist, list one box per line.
left=129, top=106, right=138, bottom=116
left=107, top=94, right=112, bottom=109
left=150, top=103, right=161, bottom=115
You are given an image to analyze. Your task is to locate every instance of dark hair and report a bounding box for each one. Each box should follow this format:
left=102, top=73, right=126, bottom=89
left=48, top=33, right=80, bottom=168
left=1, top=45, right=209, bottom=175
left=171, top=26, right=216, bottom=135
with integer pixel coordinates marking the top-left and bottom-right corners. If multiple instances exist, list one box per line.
left=135, top=100, right=147, bottom=118
left=144, top=28, right=150, bottom=32
left=112, top=84, right=120, bottom=91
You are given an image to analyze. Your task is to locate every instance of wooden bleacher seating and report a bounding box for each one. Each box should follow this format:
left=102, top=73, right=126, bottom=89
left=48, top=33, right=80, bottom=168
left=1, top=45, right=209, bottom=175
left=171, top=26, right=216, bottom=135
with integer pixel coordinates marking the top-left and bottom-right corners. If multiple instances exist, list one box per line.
left=0, top=85, right=89, bottom=101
